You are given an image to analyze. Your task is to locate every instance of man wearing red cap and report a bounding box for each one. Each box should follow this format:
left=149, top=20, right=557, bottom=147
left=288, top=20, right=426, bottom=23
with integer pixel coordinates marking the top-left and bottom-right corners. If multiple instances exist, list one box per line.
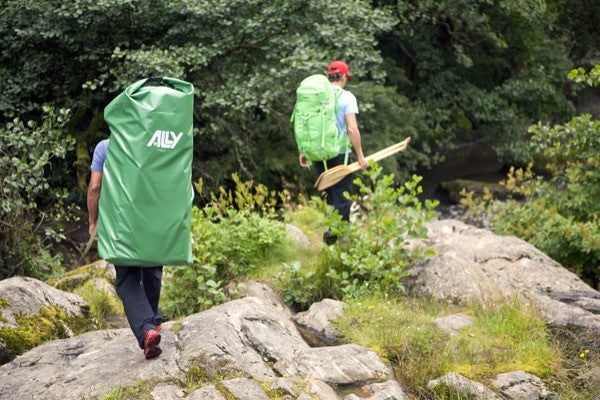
left=300, top=61, right=368, bottom=243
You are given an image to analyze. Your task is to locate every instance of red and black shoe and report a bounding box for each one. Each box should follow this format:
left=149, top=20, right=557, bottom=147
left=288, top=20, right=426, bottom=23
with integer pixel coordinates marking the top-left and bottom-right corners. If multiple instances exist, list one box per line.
left=143, top=328, right=162, bottom=360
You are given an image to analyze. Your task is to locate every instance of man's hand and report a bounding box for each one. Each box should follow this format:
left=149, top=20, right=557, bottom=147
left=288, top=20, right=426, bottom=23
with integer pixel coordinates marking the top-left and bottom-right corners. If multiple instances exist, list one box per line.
left=299, top=154, right=310, bottom=168
left=89, top=223, right=97, bottom=241
left=358, top=156, right=368, bottom=170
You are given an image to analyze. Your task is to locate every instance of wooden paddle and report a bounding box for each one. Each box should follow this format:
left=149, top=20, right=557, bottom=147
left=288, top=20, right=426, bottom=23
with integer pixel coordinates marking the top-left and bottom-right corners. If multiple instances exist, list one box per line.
left=314, top=137, right=411, bottom=191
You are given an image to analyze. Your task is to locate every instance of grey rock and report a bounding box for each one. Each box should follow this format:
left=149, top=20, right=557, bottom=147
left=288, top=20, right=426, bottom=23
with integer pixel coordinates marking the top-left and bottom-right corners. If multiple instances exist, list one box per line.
left=285, top=223, right=311, bottom=248
left=89, top=277, right=118, bottom=299
left=573, top=297, right=600, bottom=314
left=0, top=324, right=181, bottom=400
left=406, top=219, right=600, bottom=329
left=293, top=298, right=346, bottom=346
left=188, top=385, right=226, bottom=400
left=240, top=280, right=290, bottom=316
left=271, top=377, right=299, bottom=396
left=0, top=296, right=394, bottom=399
left=275, top=344, right=390, bottom=385
left=492, top=370, right=557, bottom=400
left=434, top=313, right=474, bottom=336
left=363, top=380, right=409, bottom=400
left=307, top=378, right=341, bottom=400
left=427, top=373, right=501, bottom=400
left=0, top=277, right=88, bottom=328
left=298, top=394, right=313, bottom=400
left=150, top=384, right=184, bottom=400
left=220, top=378, right=270, bottom=400
left=178, top=296, right=308, bottom=379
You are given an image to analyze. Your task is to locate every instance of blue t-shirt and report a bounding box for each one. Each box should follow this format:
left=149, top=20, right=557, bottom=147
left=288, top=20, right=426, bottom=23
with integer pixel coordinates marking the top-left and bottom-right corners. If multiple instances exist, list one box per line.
left=90, top=139, right=109, bottom=172
left=333, top=86, right=358, bottom=154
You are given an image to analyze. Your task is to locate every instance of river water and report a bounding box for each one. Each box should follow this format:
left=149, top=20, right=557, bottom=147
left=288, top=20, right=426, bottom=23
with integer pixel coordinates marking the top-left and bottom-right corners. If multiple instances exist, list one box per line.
left=416, top=139, right=506, bottom=218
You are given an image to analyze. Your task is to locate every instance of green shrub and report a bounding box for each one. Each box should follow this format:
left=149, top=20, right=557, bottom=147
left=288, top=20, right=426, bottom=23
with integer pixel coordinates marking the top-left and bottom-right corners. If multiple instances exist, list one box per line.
left=278, top=164, right=438, bottom=309
left=462, top=65, right=600, bottom=288
left=161, top=177, right=289, bottom=318
left=0, top=107, right=76, bottom=280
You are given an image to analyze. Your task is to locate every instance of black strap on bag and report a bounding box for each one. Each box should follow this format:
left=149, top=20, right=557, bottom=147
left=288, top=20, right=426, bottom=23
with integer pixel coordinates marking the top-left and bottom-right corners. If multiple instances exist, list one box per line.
left=142, top=76, right=175, bottom=89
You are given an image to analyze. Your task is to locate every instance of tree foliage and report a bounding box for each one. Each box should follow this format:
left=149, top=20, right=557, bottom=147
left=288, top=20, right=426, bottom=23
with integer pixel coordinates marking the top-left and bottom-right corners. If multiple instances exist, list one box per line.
left=376, top=0, right=576, bottom=165
left=0, top=0, right=396, bottom=191
left=0, top=107, right=76, bottom=279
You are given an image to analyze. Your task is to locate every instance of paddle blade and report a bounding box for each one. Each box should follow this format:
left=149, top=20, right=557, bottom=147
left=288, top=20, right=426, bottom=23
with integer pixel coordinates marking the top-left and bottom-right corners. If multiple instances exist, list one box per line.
left=316, top=165, right=352, bottom=191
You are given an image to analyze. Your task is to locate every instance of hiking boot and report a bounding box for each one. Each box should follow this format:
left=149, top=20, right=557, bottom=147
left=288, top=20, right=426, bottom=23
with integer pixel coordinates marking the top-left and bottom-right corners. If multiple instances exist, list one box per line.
left=143, top=328, right=162, bottom=359
left=156, top=324, right=162, bottom=332
left=323, top=228, right=338, bottom=245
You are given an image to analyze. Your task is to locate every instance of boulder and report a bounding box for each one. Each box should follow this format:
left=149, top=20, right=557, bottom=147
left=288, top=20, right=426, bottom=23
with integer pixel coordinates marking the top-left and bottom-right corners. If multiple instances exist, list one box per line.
left=150, top=384, right=185, bottom=400
left=239, top=280, right=290, bottom=316
left=491, top=370, right=557, bottom=400
left=0, top=324, right=181, bottom=400
left=270, top=377, right=299, bottom=396
left=293, top=298, right=346, bottom=346
left=285, top=223, right=312, bottom=248
left=274, top=344, right=391, bottom=386
left=406, top=220, right=600, bottom=329
left=188, top=385, right=226, bottom=400
left=306, top=378, right=341, bottom=400
left=220, top=378, right=270, bottom=400
left=177, top=296, right=308, bottom=378
left=0, top=277, right=88, bottom=328
left=0, top=296, right=398, bottom=399
left=427, top=373, right=501, bottom=400
left=345, top=380, right=408, bottom=400
left=433, top=313, right=474, bottom=336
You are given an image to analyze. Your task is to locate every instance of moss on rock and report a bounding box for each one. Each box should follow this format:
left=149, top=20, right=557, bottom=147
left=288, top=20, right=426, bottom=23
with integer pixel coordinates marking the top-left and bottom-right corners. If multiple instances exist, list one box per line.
left=0, top=305, right=90, bottom=365
left=0, top=297, right=9, bottom=323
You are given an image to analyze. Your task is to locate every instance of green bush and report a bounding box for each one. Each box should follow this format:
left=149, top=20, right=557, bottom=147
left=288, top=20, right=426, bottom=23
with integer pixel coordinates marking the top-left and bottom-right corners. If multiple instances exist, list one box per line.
left=0, top=107, right=76, bottom=280
left=279, top=164, right=438, bottom=309
left=161, top=178, right=288, bottom=318
left=462, top=66, right=600, bottom=288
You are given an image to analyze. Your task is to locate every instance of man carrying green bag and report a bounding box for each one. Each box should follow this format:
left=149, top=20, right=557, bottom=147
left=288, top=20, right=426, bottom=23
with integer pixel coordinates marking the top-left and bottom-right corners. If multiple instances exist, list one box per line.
left=87, top=77, right=194, bottom=359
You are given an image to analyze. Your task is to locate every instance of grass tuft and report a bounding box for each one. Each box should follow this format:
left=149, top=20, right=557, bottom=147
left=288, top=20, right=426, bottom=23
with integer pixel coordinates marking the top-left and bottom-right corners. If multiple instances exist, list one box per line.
left=335, top=294, right=560, bottom=397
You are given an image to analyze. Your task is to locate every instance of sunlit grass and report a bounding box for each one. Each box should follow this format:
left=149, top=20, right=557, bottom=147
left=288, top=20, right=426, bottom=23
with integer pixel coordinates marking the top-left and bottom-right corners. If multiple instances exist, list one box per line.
left=335, top=294, right=560, bottom=397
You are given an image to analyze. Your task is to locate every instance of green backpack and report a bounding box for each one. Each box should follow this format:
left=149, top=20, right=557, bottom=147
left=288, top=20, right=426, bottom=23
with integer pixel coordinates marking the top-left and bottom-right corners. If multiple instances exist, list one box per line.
left=291, top=74, right=350, bottom=166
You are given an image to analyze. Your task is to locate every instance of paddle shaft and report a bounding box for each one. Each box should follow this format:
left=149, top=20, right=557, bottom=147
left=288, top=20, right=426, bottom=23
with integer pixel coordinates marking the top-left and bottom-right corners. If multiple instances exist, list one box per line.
left=346, top=137, right=411, bottom=173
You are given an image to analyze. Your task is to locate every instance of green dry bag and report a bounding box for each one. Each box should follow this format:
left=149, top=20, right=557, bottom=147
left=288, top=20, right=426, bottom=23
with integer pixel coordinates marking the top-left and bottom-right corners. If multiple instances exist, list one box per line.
left=97, top=77, right=194, bottom=266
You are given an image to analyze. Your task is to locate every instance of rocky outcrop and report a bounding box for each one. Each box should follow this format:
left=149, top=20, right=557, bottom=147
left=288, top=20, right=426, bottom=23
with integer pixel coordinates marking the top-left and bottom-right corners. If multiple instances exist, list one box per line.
left=491, top=370, right=558, bottom=400
left=0, top=277, right=88, bottom=328
left=0, top=296, right=395, bottom=400
left=427, top=373, right=501, bottom=400
left=433, top=313, right=474, bottom=336
left=286, top=223, right=312, bottom=248
left=0, top=277, right=90, bottom=363
left=407, top=219, right=600, bottom=329
left=344, top=380, right=408, bottom=400
left=293, top=298, right=346, bottom=346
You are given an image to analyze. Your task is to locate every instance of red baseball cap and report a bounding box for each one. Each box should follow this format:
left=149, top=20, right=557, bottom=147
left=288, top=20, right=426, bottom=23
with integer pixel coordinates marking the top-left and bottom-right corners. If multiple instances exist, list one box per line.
left=327, top=61, right=352, bottom=80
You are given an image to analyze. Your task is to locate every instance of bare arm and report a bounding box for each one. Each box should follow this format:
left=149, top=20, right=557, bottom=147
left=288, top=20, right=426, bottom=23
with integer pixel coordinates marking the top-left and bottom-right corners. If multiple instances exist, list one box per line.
left=345, top=113, right=368, bottom=169
left=87, top=171, right=102, bottom=237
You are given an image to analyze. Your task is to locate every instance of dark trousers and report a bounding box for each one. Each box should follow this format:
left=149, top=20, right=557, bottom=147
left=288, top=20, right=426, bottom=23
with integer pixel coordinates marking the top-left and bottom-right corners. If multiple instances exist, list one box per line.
left=114, top=265, right=163, bottom=349
left=314, top=153, right=353, bottom=222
